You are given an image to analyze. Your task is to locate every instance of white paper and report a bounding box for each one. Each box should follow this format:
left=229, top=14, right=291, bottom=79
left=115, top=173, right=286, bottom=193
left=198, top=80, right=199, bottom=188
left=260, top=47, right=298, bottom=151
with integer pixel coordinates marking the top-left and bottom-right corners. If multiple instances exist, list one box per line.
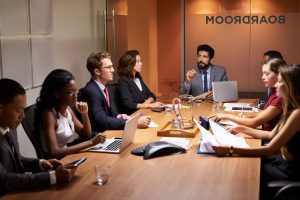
left=219, top=120, right=238, bottom=126
left=194, top=119, right=218, bottom=153
left=209, top=120, right=249, bottom=148
left=160, top=137, right=190, bottom=150
left=148, top=121, right=158, bottom=128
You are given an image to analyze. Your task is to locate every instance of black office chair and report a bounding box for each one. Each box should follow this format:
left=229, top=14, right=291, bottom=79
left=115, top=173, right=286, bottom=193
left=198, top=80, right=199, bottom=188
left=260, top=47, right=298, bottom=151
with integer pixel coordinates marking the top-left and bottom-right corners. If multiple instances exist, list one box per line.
left=21, top=104, right=44, bottom=159
left=268, top=180, right=300, bottom=200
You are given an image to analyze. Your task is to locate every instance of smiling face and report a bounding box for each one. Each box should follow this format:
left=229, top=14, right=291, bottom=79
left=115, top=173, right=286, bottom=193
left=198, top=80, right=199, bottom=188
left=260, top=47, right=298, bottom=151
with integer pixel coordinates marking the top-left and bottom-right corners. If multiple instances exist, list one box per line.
left=261, top=63, right=278, bottom=88
left=0, top=94, right=26, bottom=129
left=275, top=74, right=288, bottom=98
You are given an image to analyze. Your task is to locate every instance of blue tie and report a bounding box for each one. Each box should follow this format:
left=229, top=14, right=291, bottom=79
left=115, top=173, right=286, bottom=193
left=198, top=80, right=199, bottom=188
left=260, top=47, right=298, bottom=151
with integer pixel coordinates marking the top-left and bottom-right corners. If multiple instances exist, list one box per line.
left=203, top=71, right=208, bottom=93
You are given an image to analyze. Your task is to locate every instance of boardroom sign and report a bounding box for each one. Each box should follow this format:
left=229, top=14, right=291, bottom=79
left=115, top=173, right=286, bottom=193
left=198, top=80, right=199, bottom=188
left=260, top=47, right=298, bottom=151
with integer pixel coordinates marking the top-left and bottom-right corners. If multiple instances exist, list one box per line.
left=206, top=15, right=286, bottom=24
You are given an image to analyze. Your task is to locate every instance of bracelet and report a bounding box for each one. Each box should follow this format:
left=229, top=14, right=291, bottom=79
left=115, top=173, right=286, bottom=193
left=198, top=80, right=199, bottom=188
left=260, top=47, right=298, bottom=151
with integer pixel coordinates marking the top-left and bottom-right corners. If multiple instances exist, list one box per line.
left=229, top=146, right=233, bottom=156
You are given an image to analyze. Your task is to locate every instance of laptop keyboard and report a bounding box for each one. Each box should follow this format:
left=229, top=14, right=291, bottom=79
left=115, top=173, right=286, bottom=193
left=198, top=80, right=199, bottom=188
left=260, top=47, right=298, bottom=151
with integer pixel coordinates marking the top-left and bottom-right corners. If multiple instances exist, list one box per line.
left=104, top=140, right=122, bottom=151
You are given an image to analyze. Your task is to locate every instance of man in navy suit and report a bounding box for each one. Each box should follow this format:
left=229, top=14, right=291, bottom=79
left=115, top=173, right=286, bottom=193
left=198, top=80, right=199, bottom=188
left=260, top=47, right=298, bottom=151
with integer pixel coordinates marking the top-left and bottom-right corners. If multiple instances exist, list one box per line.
left=179, top=44, right=228, bottom=99
left=79, top=52, right=150, bottom=133
left=0, top=78, right=76, bottom=196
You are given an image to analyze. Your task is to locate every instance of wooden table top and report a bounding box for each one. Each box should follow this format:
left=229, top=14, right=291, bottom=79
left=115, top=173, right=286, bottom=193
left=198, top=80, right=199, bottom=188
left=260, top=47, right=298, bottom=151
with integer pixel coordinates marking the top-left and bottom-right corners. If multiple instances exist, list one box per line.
left=4, top=100, right=261, bottom=200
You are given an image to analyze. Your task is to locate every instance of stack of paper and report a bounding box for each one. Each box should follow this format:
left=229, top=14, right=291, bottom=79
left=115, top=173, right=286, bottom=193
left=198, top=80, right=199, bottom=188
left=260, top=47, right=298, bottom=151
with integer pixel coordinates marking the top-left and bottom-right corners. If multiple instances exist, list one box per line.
left=160, top=137, right=190, bottom=150
left=194, top=119, right=249, bottom=154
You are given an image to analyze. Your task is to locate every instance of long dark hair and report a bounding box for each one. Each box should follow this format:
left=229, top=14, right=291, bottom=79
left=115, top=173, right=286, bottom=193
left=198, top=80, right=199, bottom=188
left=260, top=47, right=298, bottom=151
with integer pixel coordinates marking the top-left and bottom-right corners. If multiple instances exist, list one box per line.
left=278, top=64, right=300, bottom=160
left=118, top=50, right=139, bottom=79
left=34, top=69, right=75, bottom=150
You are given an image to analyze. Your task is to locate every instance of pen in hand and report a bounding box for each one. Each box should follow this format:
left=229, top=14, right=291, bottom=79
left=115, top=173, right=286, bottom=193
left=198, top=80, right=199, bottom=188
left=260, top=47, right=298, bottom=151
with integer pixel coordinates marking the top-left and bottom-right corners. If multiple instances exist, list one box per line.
left=238, top=107, right=243, bottom=118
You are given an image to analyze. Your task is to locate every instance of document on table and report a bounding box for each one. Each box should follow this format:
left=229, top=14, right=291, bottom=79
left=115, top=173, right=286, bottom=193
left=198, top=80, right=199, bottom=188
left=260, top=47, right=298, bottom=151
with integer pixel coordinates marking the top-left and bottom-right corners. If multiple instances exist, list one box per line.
left=209, top=120, right=249, bottom=148
left=194, top=119, right=249, bottom=154
left=223, top=103, right=258, bottom=112
left=160, top=137, right=190, bottom=150
left=148, top=121, right=158, bottom=127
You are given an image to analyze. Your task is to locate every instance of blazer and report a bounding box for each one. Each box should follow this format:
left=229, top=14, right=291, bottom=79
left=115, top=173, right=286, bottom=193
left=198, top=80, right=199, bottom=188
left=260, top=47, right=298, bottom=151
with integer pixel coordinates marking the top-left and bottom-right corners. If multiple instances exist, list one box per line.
left=117, top=74, right=156, bottom=115
left=79, top=79, right=126, bottom=133
left=0, top=129, right=50, bottom=196
left=179, top=64, right=228, bottom=96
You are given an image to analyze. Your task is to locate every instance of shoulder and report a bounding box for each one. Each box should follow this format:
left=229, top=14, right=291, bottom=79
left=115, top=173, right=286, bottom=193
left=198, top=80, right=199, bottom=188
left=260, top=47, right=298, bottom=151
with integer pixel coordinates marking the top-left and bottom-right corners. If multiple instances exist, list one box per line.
left=268, top=94, right=283, bottom=108
left=211, top=64, right=226, bottom=71
left=118, top=76, right=130, bottom=82
left=291, top=108, right=300, bottom=117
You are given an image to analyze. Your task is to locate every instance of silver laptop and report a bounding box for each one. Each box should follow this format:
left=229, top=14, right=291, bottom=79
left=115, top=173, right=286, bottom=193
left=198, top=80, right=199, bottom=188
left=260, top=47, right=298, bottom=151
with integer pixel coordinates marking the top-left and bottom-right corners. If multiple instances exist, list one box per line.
left=89, top=114, right=141, bottom=153
left=212, top=81, right=238, bottom=102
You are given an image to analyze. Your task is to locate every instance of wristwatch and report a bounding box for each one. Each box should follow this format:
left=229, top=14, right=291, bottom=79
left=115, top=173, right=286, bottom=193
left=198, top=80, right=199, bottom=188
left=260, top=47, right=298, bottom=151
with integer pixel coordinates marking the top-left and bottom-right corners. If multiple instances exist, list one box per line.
left=229, top=146, right=233, bottom=156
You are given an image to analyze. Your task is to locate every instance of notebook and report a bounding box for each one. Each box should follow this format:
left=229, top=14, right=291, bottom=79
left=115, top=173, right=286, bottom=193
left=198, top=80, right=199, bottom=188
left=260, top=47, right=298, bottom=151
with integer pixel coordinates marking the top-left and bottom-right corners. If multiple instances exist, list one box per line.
left=212, top=81, right=238, bottom=102
left=89, top=113, right=141, bottom=153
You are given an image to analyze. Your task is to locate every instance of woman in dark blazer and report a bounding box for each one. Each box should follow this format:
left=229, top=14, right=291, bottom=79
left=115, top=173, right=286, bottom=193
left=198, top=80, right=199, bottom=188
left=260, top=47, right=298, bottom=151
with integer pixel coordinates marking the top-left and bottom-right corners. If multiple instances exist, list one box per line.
left=117, top=50, right=162, bottom=115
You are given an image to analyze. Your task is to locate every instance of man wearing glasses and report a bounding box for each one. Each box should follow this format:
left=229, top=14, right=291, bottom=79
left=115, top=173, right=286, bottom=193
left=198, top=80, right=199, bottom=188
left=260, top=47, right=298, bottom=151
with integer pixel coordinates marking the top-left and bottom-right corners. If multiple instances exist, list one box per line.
left=79, top=52, right=149, bottom=133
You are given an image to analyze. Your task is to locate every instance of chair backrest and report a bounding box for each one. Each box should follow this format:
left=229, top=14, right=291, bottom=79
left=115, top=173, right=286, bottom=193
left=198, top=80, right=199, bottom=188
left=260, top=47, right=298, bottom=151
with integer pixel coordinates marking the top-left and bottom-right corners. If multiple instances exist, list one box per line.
left=21, top=104, right=44, bottom=158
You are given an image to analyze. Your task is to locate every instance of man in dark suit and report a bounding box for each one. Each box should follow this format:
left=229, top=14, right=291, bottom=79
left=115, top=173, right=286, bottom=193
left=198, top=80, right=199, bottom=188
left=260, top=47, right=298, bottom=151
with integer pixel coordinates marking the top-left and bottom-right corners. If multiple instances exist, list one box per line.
left=79, top=52, right=149, bottom=133
left=0, top=78, right=76, bottom=196
left=179, top=44, right=228, bottom=99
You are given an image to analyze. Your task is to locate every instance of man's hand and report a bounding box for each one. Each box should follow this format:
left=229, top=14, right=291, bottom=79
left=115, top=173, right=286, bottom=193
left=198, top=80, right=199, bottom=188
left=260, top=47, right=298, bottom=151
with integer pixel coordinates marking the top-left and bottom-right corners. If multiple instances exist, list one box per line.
left=185, top=69, right=197, bottom=84
left=41, top=159, right=63, bottom=171
left=55, top=165, right=77, bottom=184
left=194, top=91, right=213, bottom=100
left=137, top=116, right=151, bottom=129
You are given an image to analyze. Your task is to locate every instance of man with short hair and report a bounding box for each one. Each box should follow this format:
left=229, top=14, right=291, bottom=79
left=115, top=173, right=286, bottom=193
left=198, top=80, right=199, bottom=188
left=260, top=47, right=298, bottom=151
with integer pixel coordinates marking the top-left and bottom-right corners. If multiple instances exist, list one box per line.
left=79, top=52, right=150, bottom=133
left=0, top=78, right=76, bottom=196
left=262, top=50, right=284, bottom=64
left=179, top=44, right=228, bottom=99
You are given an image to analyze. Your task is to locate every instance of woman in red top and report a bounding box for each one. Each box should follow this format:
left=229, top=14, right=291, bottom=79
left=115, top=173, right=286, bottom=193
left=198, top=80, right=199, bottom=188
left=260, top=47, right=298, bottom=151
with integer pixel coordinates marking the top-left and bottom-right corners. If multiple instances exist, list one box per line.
left=214, top=58, right=286, bottom=131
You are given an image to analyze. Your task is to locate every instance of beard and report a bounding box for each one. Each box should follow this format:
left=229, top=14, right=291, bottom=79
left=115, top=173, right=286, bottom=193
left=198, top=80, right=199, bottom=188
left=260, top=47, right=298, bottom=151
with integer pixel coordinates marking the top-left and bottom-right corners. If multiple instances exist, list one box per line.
left=197, top=61, right=209, bottom=69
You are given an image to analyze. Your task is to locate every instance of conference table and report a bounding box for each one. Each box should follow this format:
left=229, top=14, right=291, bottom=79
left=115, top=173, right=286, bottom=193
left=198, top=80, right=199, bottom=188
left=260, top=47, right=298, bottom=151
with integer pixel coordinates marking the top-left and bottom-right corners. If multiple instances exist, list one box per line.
left=5, top=100, right=261, bottom=200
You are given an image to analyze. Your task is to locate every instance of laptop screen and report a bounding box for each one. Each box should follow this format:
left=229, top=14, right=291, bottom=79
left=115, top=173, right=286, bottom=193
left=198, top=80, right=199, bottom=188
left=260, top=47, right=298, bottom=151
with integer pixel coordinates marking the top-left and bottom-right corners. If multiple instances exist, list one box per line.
left=212, top=81, right=238, bottom=102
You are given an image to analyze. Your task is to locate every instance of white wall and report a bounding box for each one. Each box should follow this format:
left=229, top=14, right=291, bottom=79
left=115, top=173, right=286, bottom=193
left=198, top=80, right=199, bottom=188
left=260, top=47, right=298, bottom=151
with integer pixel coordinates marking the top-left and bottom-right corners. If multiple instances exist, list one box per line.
left=18, top=0, right=106, bottom=158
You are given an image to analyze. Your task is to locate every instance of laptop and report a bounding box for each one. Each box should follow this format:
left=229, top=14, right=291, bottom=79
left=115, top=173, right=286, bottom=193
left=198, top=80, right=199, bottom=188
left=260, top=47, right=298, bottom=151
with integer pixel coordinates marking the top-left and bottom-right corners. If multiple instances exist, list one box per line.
left=212, top=81, right=238, bottom=102
left=89, top=113, right=141, bottom=153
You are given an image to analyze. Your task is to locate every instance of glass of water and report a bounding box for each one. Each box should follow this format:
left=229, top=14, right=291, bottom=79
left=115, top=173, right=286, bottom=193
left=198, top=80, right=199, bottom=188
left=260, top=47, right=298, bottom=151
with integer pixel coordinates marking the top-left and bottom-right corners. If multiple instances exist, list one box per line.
left=95, top=164, right=110, bottom=185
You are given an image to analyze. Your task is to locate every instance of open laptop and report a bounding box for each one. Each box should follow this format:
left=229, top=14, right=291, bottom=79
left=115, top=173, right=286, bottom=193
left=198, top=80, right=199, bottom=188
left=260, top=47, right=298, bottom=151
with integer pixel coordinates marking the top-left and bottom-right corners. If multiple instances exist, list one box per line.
left=89, top=114, right=141, bottom=153
left=212, top=81, right=238, bottom=102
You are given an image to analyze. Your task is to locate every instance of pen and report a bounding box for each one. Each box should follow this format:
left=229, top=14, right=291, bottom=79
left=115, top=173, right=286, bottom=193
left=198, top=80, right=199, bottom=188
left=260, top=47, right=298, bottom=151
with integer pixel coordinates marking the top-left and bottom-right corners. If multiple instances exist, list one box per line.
left=239, top=107, right=243, bottom=118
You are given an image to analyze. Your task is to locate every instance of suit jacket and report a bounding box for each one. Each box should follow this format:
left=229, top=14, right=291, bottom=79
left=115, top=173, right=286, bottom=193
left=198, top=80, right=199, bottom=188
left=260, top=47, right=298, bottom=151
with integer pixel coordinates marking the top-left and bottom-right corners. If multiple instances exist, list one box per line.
left=179, top=64, right=228, bottom=96
left=79, top=79, right=126, bottom=132
left=117, top=74, right=156, bottom=115
left=0, top=129, right=50, bottom=196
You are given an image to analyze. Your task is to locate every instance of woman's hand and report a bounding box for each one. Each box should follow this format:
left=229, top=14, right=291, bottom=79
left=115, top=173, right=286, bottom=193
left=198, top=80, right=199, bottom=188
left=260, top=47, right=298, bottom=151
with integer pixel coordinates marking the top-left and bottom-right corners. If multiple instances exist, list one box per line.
left=149, top=102, right=163, bottom=109
left=225, top=125, right=246, bottom=135
left=212, top=145, right=230, bottom=156
left=90, top=133, right=106, bottom=146
left=76, top=101, right=88, bottom=114
left=145, top=97, right=155, bottom=104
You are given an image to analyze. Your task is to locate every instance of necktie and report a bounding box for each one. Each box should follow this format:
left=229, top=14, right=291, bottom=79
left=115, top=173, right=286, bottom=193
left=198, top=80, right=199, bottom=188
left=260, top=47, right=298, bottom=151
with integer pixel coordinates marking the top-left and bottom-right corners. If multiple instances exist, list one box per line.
left=203, top=71, right=208, bottom=93
left=4, top=132, right=24, bottom=173
left=103, top=87, right=110, bottom=107
left=4, top=132, right=15, bottom=153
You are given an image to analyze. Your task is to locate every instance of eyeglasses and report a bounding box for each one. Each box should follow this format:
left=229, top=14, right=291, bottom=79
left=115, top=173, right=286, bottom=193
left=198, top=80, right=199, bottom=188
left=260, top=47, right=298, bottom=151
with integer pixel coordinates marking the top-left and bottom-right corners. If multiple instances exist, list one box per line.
left=61, top=90, right=78, bottom=96
left=102, top=66, right=114, bottom=70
